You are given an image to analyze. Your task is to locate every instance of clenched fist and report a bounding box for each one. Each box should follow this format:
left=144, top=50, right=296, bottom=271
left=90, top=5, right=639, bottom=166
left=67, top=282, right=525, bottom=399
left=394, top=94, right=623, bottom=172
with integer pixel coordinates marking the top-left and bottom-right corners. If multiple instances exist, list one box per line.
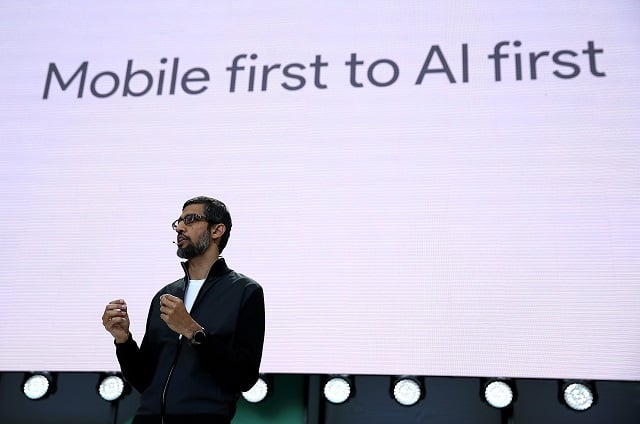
left=159, top=294, right=201, bottom=339
left=102, top=299, right=130, bottom=344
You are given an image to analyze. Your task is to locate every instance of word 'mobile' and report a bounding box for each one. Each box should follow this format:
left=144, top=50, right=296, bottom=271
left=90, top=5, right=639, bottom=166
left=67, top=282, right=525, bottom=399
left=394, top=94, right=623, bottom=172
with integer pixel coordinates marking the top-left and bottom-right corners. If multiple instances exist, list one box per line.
left=43, top=58, right=209, bottom=99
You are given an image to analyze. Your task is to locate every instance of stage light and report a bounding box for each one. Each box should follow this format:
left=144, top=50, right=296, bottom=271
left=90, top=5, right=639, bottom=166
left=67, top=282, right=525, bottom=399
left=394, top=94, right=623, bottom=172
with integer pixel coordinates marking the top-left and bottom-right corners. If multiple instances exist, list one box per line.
left=323, top=375, right=353, bottom=404
left=98, top=373, right=128, bottom=401
left=561, top=381, right=596, bottom=411
left=391, top=376, right=424, bottom=406
left=242, top=375, right=271, bottom=403
left=23, top=372, right=55, bottom=400
left=482, top=379, right=515, bottom=409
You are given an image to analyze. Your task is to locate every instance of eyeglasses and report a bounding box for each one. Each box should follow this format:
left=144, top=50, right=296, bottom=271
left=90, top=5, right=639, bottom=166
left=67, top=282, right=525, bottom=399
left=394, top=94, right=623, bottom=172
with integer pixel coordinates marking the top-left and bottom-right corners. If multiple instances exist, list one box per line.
left=171, top=213, right=210, bottom=230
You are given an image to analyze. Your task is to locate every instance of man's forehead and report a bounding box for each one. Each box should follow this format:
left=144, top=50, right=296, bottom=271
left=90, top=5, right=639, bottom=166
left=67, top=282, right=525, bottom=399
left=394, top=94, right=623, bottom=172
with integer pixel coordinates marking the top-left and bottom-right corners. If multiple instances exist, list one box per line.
left=181, top=203, right=205, bottom=215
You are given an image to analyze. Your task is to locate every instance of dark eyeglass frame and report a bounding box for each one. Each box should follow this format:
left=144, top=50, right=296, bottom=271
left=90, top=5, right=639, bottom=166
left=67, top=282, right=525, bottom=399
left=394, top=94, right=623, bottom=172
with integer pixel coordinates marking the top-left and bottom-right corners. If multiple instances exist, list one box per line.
left=171, top=213, right=211, bottom=230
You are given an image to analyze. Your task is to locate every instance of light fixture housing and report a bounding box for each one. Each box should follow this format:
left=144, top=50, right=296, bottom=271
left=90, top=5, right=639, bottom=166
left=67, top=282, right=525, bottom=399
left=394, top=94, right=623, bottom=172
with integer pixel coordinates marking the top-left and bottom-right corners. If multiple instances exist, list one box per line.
left=323, top=375, right=354, bottom=404
left=242, top=375, right=271, bottom=403
left=560, top=380, right=597, bottom=411
left=481, top=378, right=516, bottom=409
left=97, top=373, right=129, bottom=402
left=22, top=372, right=56, bottom=400
left=391, top=376, right=424, bottom=406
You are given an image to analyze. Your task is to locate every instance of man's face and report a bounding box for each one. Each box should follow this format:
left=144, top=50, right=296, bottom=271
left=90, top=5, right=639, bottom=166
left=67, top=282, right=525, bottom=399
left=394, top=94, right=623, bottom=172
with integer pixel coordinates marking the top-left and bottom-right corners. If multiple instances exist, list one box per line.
left=174, top=204, right=211, bottom=259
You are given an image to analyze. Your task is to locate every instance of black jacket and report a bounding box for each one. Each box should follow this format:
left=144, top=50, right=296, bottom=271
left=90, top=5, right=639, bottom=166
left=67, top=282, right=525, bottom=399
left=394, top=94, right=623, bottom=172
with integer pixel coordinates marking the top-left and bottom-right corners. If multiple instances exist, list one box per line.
left=116, top=258, right=265, bottom=419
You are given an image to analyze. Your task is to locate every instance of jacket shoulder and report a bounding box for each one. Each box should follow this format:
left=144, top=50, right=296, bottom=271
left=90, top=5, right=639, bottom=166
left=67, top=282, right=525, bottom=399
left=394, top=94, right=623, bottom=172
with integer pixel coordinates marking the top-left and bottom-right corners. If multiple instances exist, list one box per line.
left=220, top=271, right=263, bottom=303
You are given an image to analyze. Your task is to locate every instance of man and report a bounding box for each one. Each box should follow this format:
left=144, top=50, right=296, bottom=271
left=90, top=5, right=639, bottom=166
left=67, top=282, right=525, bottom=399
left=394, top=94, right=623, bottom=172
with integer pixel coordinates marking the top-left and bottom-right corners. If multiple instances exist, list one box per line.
left=102, top=196, right=265, bottom=424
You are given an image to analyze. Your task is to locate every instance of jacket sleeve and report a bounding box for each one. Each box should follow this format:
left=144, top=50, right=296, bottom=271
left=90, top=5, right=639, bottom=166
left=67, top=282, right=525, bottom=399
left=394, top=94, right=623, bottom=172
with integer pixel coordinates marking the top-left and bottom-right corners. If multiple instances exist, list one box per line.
left=115, top=304, right=157, bottom=393
left=198, top=286, right=266, bottom=392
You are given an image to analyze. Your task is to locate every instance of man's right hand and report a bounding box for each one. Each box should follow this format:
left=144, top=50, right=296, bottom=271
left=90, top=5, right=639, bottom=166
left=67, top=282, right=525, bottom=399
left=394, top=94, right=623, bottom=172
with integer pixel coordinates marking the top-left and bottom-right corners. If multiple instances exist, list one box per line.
left=102, top=299, right=130, bottom=344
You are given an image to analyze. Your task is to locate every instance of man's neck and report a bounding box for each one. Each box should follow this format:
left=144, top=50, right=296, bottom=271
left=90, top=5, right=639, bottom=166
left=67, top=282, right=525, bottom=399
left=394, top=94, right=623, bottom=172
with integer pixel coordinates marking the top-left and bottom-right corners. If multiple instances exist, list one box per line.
left=187, top=250, right=219, bottom=280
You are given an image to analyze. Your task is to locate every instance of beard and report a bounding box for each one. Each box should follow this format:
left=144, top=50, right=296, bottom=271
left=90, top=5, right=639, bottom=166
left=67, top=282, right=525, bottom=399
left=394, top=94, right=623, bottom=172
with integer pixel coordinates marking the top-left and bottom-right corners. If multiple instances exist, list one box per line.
left=176, top=229, right=211, bottom=259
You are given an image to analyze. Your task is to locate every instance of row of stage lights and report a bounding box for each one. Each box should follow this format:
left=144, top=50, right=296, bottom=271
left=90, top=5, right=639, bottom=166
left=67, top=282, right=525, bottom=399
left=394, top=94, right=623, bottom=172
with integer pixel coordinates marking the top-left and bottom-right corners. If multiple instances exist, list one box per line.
left=22, top=373, right=597, bottom=412
left=23, top=372, right=128, bottom=402
left=318, top=376, right=596, bottom=412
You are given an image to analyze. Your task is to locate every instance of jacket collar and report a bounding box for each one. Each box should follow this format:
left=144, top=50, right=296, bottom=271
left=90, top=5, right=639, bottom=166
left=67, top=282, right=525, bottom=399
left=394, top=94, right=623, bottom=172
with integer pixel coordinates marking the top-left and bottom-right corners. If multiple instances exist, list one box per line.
left=180, top=257, right=230, bottom=283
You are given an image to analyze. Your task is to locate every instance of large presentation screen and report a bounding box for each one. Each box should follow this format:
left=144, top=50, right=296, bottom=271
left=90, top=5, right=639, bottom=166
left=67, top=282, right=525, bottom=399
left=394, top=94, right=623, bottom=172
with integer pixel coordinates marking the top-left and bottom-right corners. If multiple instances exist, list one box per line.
left=1, top=2, right=639, bottom=381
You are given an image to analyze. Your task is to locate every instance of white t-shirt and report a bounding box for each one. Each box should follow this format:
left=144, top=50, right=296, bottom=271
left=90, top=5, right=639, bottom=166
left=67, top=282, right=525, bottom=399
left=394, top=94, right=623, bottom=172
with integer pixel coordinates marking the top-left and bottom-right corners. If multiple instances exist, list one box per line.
left=184, top=279, right=205, bottom=312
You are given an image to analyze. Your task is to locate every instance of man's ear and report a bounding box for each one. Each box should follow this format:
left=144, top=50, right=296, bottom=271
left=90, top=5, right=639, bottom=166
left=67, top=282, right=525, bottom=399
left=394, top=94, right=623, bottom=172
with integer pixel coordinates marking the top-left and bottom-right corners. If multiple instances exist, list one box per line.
left=211, top=223, right=226, bottom=240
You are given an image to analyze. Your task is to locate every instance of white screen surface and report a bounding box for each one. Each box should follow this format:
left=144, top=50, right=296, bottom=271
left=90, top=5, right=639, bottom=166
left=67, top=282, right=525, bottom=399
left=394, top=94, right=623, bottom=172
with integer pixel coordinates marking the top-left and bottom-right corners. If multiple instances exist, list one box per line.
left=0, top=1, right=639, bottom=380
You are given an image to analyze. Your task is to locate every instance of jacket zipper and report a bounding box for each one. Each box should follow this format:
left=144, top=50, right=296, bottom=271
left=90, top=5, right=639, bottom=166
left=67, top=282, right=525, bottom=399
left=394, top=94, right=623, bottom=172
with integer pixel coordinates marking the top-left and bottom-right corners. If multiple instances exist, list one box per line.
left=161, top=268, right=189, bottom=424
left=160, top=262, right=215, bottom=422
left=160, top=337, right=182, bottom=424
